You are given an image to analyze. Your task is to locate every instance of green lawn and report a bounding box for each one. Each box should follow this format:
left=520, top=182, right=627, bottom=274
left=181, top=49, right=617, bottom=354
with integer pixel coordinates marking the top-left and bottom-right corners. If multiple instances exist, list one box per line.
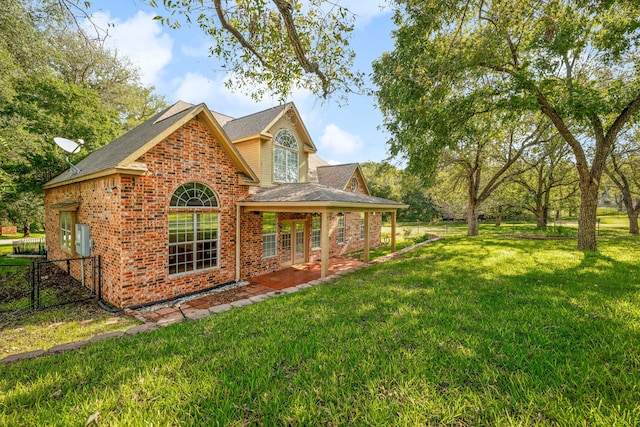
left=1, top=235, right=639, bottom=425
left=0, top=256, right=139, bottom=357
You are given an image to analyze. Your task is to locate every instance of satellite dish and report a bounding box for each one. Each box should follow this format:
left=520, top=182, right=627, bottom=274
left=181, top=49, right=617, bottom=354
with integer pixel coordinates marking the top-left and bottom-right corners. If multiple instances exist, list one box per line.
left=54, top=137, right=84, bottom=176
left=54, top=137, right=82, bottom=154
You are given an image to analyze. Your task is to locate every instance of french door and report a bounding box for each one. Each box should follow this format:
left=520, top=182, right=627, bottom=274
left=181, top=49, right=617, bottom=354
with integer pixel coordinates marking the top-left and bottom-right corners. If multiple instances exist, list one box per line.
left=281, top=220, right=306, bottom=266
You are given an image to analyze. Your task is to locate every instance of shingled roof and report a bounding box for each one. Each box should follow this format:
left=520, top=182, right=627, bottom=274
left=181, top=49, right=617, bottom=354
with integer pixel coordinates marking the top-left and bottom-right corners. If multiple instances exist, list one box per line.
left=316, top=163, right=359, bottom=190
left=308, top=154, right=329, bottom=183
left=222, top=104, right=289, bottom=140
left=44, top=101, right=259, bottom=188
left=239, top=183, right=406, bottom=210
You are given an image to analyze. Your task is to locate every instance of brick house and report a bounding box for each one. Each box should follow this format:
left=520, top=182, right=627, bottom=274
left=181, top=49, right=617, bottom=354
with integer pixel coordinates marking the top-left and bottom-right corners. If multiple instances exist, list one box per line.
left=43, top=101, right=406, bottom=308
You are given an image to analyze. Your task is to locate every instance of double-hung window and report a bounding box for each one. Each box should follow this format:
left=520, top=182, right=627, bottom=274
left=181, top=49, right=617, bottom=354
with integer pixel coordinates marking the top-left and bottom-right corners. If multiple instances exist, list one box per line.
left=169, top=182, right=219, bottom=275
left=60, top=211, right=74, bottom=251
left=337, top=214, right=345, bottom=245
left=263, top=213, right=277, bottom=258
left=311, top=215, right=321, bottom=249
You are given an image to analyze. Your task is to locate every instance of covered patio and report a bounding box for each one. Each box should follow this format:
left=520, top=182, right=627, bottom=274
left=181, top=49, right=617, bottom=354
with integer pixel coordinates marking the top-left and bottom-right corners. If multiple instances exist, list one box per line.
left=236, top=182, right=408, bottom=281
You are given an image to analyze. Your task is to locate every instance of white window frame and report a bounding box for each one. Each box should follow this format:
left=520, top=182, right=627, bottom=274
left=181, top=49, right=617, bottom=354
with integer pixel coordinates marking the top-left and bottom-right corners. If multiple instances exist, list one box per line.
left=312, top=215, right=321, bottom=249
left=337, top=214, right=345, bottom=245
left=273, top=129, right=299, bottom=183
left=263, top=212, right=278, bottom=258
left=168, top=182, right=220, bottom=275
left=360, top=213, right=365, bottom=240
left=60, top=211, right=74, bottom=252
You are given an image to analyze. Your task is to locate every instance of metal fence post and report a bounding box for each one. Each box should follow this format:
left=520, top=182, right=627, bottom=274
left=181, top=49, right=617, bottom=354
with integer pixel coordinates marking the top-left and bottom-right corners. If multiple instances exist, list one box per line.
left=36, top=260, right=41, bottom=309
left=30, top=260, right=36, bottom=310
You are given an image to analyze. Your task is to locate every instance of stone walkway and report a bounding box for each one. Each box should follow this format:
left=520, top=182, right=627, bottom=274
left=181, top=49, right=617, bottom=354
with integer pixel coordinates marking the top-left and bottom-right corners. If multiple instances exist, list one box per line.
left=126, top=257, right=367, bottom=325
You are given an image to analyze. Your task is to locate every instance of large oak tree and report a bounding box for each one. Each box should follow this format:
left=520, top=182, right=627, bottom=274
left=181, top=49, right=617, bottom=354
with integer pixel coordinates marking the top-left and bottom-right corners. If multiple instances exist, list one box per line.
left=147, top=0, right=364, bottom=102
left=373, top=0, right=640, bottom=250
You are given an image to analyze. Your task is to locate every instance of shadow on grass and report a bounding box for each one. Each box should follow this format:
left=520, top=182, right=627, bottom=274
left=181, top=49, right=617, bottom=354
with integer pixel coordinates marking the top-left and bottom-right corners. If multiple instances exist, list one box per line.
left=1, top=236, right=639, bottom=425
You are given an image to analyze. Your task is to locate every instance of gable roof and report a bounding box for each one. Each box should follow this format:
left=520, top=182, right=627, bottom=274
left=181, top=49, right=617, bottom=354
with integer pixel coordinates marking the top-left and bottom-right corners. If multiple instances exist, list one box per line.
left=222, top=104, right=288, bottom=141
left=316, top=163, right=358, bottom=189
left=222, top=103, right=317, bottom=152
left=315, top=163, right=370, bottom=194
left=44, top=101, right=259, bottom=189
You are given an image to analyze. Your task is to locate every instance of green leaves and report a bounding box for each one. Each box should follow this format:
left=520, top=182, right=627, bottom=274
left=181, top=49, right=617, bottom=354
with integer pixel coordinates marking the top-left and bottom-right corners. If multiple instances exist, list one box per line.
left=146, top=0, right=363, bottom=102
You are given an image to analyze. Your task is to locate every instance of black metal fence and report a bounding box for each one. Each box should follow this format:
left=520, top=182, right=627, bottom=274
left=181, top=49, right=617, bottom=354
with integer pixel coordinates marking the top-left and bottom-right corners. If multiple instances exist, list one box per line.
left=0, top=256, right=101, bottom=312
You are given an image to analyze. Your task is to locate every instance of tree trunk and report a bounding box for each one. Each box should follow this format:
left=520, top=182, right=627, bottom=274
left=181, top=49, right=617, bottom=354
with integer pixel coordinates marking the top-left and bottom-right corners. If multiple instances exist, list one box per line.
left=535, top=205, right=546, bottom=229
left=23, top=217, right=31, bottom=238
left=495, top=215, right=502, bottom=226
left=577, top=181, right=599, bottom=251
left=626, top=204, right=639, bottom=235
left=467, top=199, right=479, bottom=236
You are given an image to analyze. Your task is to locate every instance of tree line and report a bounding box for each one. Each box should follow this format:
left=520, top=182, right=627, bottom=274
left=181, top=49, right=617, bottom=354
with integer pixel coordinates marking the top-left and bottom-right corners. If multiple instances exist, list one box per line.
left=0, top=0, right=166, bottom=236
left=2, top=0, right=638, bottom=249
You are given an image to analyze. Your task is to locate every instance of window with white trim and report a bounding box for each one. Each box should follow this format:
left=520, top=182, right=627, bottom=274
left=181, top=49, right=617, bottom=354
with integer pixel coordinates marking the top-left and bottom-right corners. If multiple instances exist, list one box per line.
left=360, top=213, right=365, bottom=240
left=274, top=129, right=299, bottom=183
left=60, top=211, right=74, bottom=251
left=337, top=214, right=345, bottom=244
left=263, top=212, right=277, bottom=258
left=312, top=215, right=321, bottom=249
left=350, top=177, right=359, bottom=192
left=169, top=182, right=219, bottom=275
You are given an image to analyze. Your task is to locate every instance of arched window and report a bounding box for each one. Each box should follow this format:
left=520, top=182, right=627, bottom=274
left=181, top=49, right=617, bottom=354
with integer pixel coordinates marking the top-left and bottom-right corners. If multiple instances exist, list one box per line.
left=350, top=177, right=359, bottom=192
left=168, top=182, right=219, bottom=275
left=274, top=129, right=299, bottom=183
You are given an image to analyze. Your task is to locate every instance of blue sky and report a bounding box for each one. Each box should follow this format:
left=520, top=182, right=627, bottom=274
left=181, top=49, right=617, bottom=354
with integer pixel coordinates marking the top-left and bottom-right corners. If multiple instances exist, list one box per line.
left=85, top=1, right=397, bottom=165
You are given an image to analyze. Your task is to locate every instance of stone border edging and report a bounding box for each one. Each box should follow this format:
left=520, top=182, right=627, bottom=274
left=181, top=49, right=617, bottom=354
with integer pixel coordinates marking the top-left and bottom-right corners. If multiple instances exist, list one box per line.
left=1, top=236, right=443, bottom=365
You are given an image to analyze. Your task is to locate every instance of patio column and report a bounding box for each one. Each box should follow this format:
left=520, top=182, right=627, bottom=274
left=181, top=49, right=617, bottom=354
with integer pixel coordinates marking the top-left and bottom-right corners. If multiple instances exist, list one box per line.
left=391, top=210, right=397, bottom=253
left=235, top=204, right=241, bottom=282
left=363, top=212, right=370, bottom=263
left=321, top=211, right=330, bottom=278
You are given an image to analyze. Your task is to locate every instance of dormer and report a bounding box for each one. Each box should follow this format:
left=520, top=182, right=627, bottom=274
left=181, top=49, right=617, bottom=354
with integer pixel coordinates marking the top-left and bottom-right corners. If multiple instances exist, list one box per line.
left=220, top=103, right=317, bottom=187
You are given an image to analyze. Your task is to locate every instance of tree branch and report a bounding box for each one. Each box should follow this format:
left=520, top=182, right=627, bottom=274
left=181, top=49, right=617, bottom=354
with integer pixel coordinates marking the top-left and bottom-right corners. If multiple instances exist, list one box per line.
left=272, top=0, right=330, bottom=97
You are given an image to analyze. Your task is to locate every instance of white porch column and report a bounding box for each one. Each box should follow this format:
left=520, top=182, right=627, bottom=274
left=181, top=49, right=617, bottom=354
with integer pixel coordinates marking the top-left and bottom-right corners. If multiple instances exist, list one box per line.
left=321, top=211, right=330, bottom=278
left=363, top=212, right=370, bottom=263
left=236, top=204, right=241, bottom=282
left=391, top=210, right=397, bottom=253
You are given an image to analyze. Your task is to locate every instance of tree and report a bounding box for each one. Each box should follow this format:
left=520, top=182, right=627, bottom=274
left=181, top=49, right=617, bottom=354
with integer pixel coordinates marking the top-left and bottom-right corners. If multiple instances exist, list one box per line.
left=373, top=0, right=640, bottom=250
left=361, top=161, right=440, bottom=222
left=146, top=0, right=363, bottom=102
left=6, top=191, right=44, bottom=237
left=605, top=134, right=640, bottom=234
left=360, top=161, right=404, bottom=202
left=0, top=0, right=166, bottom=231
left=514, top=137, right=578, bottom=228
left=435, top=115, right=545, bottom=236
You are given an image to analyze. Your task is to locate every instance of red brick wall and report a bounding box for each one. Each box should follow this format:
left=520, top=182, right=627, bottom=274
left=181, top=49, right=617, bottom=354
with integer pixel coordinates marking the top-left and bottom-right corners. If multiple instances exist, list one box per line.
left=45, top=117, right=389, bottom=306
left=46, top=117, right=250, bottom=307
left=0, top=226, right=17, bottom=235
left=239, top=210, right=382, bottom=279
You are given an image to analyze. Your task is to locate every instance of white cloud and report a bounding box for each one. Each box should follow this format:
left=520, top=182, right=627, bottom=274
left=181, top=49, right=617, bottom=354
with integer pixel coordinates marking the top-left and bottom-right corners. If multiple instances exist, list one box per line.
left=90, top=11, right=173, bottom=87
left=319, top=124, right=365, bottom=161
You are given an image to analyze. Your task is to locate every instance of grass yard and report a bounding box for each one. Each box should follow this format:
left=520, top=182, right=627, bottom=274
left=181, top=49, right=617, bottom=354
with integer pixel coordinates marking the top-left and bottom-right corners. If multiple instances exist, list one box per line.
left=1, top=235, right=639, bottom=426
left=0, top=256, right=139, bottom=357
